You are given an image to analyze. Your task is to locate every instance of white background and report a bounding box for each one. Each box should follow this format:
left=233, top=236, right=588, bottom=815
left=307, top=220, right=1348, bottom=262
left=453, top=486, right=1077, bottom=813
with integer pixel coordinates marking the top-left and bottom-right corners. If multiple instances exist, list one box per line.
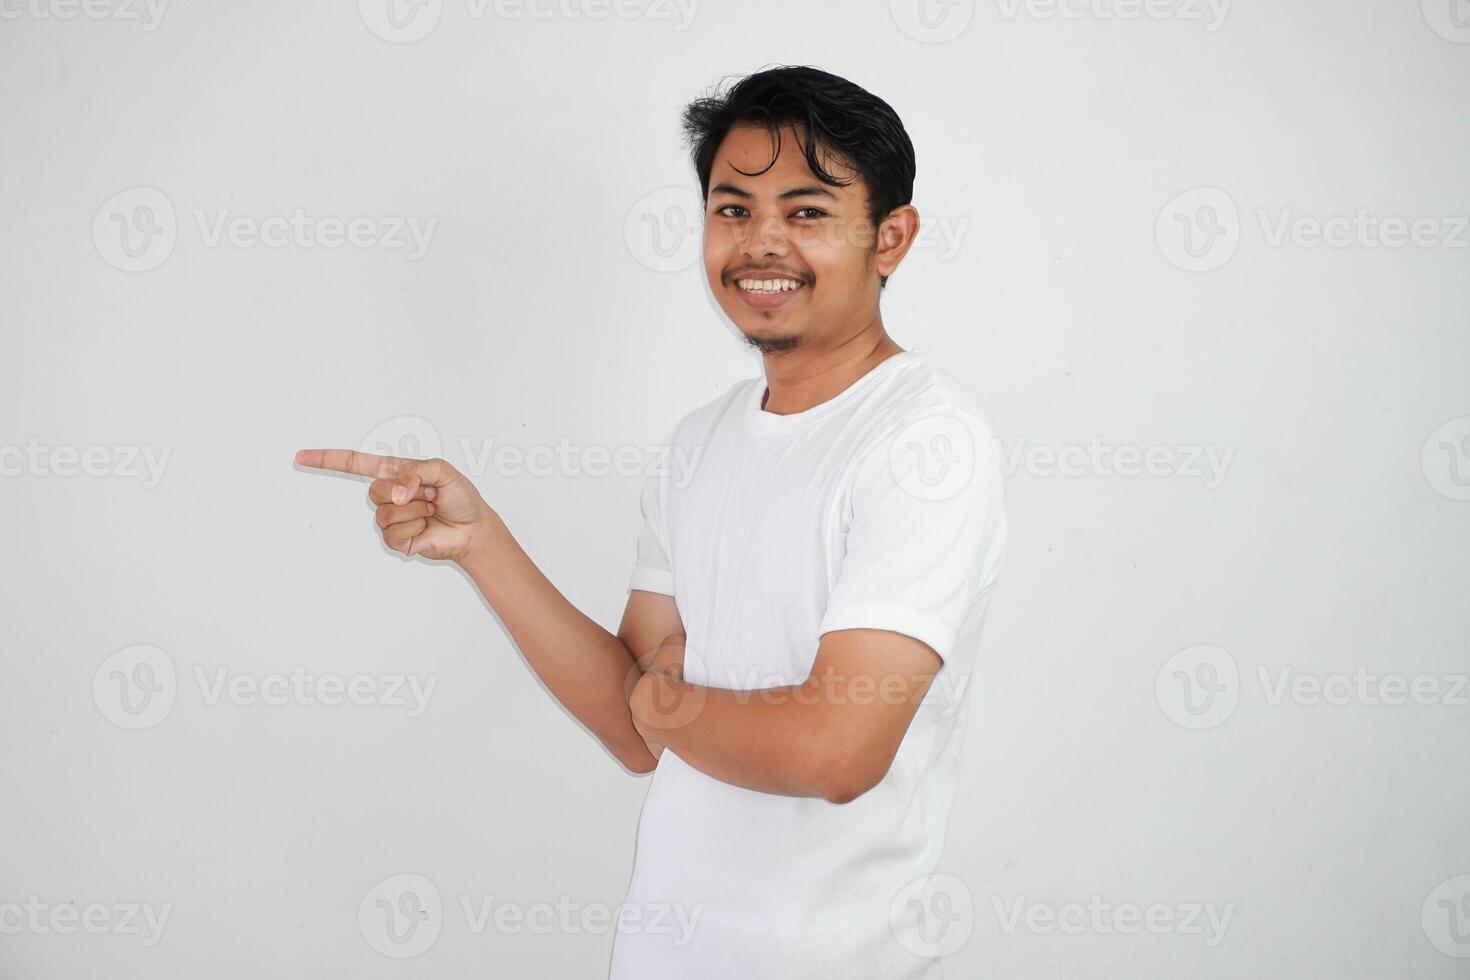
left=2, top=0, right=1468, bottom=977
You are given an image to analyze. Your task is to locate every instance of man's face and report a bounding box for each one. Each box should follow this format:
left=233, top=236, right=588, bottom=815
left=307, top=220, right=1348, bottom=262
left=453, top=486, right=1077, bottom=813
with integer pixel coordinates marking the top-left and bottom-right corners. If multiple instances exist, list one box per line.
left=702, top=122, right=880, bottom=354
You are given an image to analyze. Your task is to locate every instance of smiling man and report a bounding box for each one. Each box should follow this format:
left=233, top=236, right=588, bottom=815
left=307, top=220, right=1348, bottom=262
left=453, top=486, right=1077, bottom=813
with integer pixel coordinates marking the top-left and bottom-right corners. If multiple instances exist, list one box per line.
left=296, top=65, right=1005, bottom=979
left=612, top=65, right=1007, bottom=978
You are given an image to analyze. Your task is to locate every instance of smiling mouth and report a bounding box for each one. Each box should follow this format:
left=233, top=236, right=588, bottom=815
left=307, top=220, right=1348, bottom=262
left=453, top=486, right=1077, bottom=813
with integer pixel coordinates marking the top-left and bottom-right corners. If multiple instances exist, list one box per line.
left=729, top=275, right=808, bottom=309
left=734, top=276, right=805, bottom=294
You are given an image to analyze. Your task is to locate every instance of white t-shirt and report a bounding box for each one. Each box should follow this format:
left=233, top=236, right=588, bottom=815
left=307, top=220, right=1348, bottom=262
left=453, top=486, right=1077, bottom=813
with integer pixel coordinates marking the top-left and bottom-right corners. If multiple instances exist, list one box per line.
left=611, top=350, right=1006, bottom=979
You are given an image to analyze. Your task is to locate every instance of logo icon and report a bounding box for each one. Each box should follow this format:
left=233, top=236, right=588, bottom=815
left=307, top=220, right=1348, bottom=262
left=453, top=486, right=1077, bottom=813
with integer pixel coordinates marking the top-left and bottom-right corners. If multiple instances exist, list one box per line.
left=891, top=0, right=975, bottom=43
left=93, top=644, right=177, bottom=730
left=1423, top=0, right=1470, bottom=42
left=93, top=187, right=177, bottom=273
left=890, top=413, right=976, bottom=501
left=1155, top=644, right=1239, bottom=730
left=890, top=872, right=974, bottom=958
left=624, top=187, right=704, bottom=273
left=1422, top=874, right=1470, bottom=957
left=359, top=0, right=442, bottom=43
left=359, top=873, right=443, bottom=957
left=1156, top=187, right=1240, bottom=272
left=1422, top=416, right=1470, bottom=501
left=634, top=641, right=712, bottom=734
left=361, top=415, right=444, bottom=462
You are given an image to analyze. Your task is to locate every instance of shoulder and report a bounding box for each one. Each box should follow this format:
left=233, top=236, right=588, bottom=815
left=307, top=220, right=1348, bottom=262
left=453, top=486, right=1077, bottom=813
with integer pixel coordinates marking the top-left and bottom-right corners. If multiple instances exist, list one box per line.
left=854, top=353, right=1005, bottom=484
left=884, top=353, right=1000, bottom=434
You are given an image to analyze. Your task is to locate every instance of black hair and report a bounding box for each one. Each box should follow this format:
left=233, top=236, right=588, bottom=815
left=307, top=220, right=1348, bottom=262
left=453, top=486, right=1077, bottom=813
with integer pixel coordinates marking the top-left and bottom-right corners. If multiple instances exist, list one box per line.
left=681, top=65, right=916, bottom=288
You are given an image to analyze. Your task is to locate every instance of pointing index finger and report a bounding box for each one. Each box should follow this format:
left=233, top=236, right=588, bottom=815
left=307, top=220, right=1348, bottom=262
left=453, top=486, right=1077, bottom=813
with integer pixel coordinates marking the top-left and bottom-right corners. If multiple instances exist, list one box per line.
left=294, top=448, right=403, bottom=480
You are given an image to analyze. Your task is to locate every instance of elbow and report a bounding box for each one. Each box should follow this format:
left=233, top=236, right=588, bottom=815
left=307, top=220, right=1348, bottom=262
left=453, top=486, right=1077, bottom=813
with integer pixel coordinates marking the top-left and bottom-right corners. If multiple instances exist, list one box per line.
left=612, top=736, right=660, bottom=775
left=822, top=783, right=865, bottom=806
left=813, top=751, right=885, bottom=805
left=821, top=771, right=879, bottom=805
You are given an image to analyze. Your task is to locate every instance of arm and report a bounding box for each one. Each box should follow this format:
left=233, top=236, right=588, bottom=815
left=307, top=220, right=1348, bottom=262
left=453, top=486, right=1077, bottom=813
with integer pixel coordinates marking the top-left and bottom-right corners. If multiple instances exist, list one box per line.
left=628, top=627, right=941, bottom=803
left=628, top=406, right=1005, bottom=801
left=460, top=517, right=685, bottom=774
left=294, top=448, right=684, bottom=774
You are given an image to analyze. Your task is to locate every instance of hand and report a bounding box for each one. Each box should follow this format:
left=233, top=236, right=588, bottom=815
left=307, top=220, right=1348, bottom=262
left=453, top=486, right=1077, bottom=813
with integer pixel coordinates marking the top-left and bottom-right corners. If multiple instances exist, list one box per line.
left=626, top=675, right=673, bottom=764
left=294, top=449, right=496, bottom=564
left=631, top=670, right=668, bottom=763
left=628, top=633, right=688, bottom=763
left=628, top=636, right=708, bottom=763
left=637, top=632, right=688, bottom=681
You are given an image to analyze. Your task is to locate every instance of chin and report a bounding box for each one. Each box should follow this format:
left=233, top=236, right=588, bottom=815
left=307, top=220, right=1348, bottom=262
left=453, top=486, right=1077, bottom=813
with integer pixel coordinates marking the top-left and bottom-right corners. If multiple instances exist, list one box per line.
left=736, top=323, right=804, bottom=354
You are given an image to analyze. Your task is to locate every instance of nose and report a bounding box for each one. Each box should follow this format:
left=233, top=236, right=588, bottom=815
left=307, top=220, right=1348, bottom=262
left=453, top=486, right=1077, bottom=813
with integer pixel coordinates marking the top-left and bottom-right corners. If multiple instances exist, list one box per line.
left=739, top=210, right=788, bottom=259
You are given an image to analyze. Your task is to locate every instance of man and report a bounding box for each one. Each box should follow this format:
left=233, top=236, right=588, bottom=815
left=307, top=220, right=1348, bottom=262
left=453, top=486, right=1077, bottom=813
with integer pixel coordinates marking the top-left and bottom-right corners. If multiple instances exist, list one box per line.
left=296, top=65, right=1005, bottom=978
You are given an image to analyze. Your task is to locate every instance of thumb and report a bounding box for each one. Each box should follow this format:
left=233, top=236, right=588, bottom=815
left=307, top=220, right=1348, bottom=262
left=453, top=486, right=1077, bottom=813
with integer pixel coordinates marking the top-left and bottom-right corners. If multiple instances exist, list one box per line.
left=392, top=457, right=450, bottom=504
left=391, top=460, right=422, bottom=504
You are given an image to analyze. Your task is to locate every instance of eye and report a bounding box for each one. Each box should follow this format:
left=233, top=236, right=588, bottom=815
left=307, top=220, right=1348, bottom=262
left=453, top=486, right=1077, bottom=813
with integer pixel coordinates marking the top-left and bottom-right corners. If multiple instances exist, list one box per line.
left=791, top=207, right=828, bottom=219
left=715, top=204, right=748, bottom=218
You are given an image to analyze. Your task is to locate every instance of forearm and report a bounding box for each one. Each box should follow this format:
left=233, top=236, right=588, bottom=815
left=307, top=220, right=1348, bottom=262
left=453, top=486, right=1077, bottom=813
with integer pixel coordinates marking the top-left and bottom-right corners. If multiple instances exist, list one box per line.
left=459, top=512, right=651, bottom=770
left=632, top=674, right=837, bottom=799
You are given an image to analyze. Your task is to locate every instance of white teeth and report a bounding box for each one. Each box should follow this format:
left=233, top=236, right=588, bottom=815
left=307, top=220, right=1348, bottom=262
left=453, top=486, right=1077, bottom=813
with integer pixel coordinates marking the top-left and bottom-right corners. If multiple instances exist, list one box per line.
left=737, top=278, right=802, bottom=293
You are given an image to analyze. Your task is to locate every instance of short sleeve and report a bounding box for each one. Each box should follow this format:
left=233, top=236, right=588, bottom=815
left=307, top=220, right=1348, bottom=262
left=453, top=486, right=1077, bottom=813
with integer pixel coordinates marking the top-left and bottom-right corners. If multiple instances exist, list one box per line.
left=627, top=435, right=676, bottom=596
left=817, top=407, right=1006, bottom=664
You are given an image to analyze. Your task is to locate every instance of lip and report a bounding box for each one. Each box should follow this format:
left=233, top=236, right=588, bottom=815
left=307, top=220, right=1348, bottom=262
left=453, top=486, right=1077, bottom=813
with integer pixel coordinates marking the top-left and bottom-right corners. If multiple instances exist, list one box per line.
left=728, top=277, right=808, bottom=311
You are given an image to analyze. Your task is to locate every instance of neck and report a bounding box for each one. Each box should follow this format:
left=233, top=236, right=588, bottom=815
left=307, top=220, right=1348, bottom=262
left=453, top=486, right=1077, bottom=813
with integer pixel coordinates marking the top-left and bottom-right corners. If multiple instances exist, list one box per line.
left=758, top=322, right=904, bottom=416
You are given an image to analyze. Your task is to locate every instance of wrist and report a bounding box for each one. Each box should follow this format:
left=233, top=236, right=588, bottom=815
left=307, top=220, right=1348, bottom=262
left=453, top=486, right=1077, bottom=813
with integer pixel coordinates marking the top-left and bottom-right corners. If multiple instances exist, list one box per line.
left=457, top=508, right=508, bottom=575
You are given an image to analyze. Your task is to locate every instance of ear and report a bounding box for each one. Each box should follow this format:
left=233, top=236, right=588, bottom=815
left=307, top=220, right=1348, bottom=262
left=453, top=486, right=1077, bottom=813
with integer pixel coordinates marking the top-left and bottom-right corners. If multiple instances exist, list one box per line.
left=873, top=205, right=921, bottom=280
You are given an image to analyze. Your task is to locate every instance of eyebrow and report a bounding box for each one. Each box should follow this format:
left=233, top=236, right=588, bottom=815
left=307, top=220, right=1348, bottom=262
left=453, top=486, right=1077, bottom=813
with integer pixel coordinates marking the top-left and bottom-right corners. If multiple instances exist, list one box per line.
left=709, top=182, right=839, bottom=201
